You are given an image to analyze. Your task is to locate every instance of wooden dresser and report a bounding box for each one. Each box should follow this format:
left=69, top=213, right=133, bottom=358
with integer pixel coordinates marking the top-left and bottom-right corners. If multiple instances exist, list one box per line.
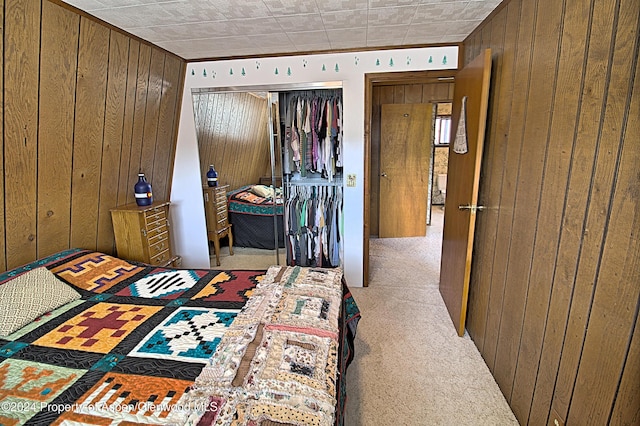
left=110, top=201, right=179, bottom=267
left=203, top=185, right=233, bottom=266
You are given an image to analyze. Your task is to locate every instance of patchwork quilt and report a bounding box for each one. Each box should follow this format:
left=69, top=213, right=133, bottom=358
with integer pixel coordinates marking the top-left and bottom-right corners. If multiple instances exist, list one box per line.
left=0, top=249, right=359, bottom=426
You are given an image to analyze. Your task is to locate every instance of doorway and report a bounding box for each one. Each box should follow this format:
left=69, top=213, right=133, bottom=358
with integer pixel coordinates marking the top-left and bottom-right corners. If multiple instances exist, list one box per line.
left=364, top=71, right=455, bottom=286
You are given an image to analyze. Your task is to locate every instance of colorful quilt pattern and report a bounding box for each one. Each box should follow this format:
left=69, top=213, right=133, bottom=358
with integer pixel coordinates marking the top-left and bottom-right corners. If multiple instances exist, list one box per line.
left=34, top=303, right=163, bottom=354
left=192, top=270, right=261, bottom=302
left=50, top=252, right=144, bottom=293
left=129, top=307, right=239, bottom=363
left=0, top=250, right=261, bottom=426
left=116, top=268, right=209, bottom=299
left=0, top=250, right=360, bottom=426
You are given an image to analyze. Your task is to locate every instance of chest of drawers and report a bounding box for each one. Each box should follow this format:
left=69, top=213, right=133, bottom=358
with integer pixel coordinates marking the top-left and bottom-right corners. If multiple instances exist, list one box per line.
left=110, top=201, right=178, bottom=267
left=203, top=185, right=233, bottom=266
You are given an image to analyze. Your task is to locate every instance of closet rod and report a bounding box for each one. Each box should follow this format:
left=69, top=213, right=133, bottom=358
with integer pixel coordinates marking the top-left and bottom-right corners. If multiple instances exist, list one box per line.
left=286, top=180, right=342, bottom=187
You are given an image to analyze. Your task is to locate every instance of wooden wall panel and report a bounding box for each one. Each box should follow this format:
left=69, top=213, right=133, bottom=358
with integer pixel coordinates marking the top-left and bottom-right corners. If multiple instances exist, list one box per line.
left=610, top=308, right=640, bottom=424
left=140, top=48, right=165, bottom=184
left=607, top=45, right=640, bottom=426
left=567, top=51, right=639, bottom=422
left=70, top=18, right=110, bottom=250
left=96, top=31, right=129, bottom=254
left=493, top=0, right=563, bottom=402
left=4, top=0, right=41, bottom=269
left=479, top=0, right=530, bottom=373
left=464, top=0, right=640, bottom=424
left=510, top=0, right=591, bottom=421
left=369, top=81, right=453, bottom=235
left=153, top=56, right=184, bottom=199
left=531, top=0, right=620, bottom=422
left=37, top=1, right=78, bottom=258
left=126, top=44, right=152, bottom=205
left=0, top=1, right=185, bottom=272
left=552, top=0, right=638, bottom=422
left=0, top=0, right=4, bottom=272
left=117, top=40, right=139, bottom=206
left=194, top=92, right=271, bottom=191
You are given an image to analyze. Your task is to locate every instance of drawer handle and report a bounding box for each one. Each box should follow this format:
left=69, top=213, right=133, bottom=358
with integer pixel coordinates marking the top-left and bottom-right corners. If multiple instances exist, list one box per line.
left=142, top=229, right=147, bottom=237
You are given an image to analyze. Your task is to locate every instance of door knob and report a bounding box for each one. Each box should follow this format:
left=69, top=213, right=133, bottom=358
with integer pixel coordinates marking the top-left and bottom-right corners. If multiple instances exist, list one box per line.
left=381, top=172, right=387, bottom=177
left=459, top=204, right=485, bottom=213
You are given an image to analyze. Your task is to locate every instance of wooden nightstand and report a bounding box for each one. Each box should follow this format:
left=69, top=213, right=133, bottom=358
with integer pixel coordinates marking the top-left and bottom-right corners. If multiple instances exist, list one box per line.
left=110, top=201, right=179, bottom=267
left=203, top=185, right=233, bottom=266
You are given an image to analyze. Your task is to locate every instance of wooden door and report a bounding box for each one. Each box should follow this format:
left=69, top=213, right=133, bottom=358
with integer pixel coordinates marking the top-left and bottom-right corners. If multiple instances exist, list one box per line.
left=439, top=49, right=492, bottom=336
left=379, top=103, right=433, bottom=238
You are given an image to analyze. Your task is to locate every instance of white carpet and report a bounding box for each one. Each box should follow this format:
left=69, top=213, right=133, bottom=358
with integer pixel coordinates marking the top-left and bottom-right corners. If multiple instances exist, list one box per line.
left=344, top=207, right=518, bottom=425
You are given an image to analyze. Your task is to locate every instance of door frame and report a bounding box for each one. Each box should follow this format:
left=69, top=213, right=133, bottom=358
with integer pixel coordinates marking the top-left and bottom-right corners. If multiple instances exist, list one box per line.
left=363, top=69, right=459, bottom=287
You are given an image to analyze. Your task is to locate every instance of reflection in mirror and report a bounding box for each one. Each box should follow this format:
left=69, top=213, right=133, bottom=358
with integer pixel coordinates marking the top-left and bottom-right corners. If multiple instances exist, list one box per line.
left=192, top=90, right=283, bottom=268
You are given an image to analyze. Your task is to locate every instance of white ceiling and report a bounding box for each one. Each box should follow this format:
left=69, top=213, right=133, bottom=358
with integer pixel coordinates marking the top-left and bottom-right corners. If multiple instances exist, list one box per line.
left=62, top=0, right=502, bottom=61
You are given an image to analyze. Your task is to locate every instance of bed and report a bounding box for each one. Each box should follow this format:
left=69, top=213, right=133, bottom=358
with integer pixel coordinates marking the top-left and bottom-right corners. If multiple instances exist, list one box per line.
left=0, top=248, right=360, bottom=425
left=227, top=185, right=285, bottom=249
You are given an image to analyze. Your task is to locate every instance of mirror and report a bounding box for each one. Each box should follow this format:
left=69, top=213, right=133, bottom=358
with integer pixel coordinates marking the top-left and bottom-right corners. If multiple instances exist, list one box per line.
left=192, top=89, right=284, bottom=267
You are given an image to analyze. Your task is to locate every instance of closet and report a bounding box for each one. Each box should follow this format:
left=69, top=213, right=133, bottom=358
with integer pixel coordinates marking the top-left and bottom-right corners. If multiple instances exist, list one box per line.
left=194, top=83, right=344, bottom=268
left=278, top=89, right=343, bottom=268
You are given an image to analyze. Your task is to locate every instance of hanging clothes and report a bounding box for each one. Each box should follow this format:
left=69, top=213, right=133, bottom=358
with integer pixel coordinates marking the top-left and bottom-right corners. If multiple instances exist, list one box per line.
left=279, top=89, right=344, bottom=268
left=280, top=90, right=343, bottom=180
left=284, top=184, right=342, bottom=268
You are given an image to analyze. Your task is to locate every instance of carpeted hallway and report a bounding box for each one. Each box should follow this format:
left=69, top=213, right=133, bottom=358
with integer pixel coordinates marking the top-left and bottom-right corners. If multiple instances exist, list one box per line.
left=212, top=207, right=518, bottom=425
left=343, top=207, right=518, bottom=425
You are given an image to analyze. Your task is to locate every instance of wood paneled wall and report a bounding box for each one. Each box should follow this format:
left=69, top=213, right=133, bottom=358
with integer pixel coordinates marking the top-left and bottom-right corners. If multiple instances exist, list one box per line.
left=370, top=82, right=454, bottom=235
left=1, top=0, right=185, bottom=271
left=192, top=92, right=271, bottom=191
left=465, top=0, right=640, bottom=424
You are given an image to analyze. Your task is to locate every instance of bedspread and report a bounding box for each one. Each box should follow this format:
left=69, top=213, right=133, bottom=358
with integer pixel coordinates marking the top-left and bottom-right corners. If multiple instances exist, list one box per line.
left=0, top=249, right=359, bottom=426
left=228, top=185, right=284, bottom=216
left=178, top=265, right=346, bottom=425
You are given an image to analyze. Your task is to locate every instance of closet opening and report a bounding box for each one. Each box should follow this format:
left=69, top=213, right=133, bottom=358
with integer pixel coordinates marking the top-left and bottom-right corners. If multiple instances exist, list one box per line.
left=191, top=82, right=344, bottom=270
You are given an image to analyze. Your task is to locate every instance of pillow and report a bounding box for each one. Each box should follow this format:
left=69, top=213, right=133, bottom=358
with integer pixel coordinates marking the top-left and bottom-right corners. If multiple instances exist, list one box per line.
left=0, top=267, right=81, bottom=336
left=250, top=184, right=274, bottom=199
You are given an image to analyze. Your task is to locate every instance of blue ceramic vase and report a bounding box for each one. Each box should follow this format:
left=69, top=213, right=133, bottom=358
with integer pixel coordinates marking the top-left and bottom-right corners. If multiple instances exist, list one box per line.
left=134, top=173, right=153, bottom=206
left=207, top=165, right=218, bottom=187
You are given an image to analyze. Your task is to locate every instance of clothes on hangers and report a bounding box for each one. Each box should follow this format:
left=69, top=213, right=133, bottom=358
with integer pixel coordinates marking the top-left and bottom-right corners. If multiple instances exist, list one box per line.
left=284, top=185, right=342, bottom=268
left=280, top=91, right=342, bottom=179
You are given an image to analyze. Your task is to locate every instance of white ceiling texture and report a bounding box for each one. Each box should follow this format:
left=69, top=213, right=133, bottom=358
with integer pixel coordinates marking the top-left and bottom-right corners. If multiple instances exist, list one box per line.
left=62, top=0, right=502, bottom=60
